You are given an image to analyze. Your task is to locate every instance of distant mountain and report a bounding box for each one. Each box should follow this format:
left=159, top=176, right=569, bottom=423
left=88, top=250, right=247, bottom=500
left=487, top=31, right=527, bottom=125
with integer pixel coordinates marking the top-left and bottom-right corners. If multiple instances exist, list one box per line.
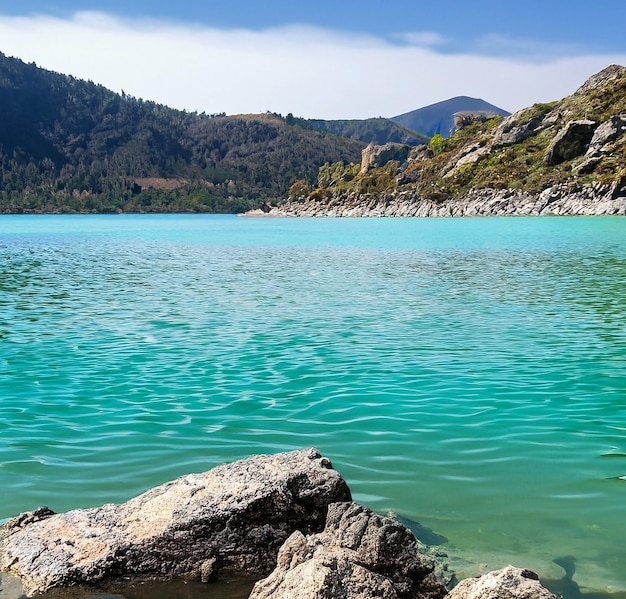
left=0, top=52, right=363, bottom=213
left=391, top=96, right=510, bottom=138
left=306, top=117, right=429, bottom=146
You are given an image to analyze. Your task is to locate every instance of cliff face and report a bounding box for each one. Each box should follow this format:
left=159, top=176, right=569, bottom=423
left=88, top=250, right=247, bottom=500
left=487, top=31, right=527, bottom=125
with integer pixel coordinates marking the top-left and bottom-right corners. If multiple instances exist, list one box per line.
left=273, top=66, right=626, bottom=216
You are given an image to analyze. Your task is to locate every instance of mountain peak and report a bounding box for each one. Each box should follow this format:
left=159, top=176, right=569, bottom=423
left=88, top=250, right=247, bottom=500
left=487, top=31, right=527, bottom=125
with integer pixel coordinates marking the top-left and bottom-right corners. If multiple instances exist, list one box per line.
left=575, top=64, right=626, bottom=96
left=391, top=97, right=510, bottom=138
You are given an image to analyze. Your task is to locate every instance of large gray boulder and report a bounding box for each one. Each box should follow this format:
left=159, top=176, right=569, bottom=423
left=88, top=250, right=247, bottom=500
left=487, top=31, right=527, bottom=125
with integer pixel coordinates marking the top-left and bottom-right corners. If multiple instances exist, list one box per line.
left=0, top=448, right=351, bottom=596
left=587, top=114, right=626, bottom=152
left=361, top=143, right=413, bottom=173
left=249, top=501, right=447, bottom=599
left=544, top=119, right=598, bottom=165
left=446, top=566, right=557, bottom=599
left=491, top=109, right=545, bottom=148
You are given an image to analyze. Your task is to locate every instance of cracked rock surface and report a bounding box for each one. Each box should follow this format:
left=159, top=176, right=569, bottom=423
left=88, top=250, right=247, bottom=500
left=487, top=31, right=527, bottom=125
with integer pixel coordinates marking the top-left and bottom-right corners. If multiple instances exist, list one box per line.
left=249, top=501, right=447, bottom=599
left=0, top=448, right=350, bottom=596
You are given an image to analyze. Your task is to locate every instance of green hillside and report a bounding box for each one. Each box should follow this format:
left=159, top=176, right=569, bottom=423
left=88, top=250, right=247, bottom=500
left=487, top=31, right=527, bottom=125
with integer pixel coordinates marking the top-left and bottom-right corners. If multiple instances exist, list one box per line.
left=0, top=53, right=364, bottom=213
left=300, top=65, right=626, bottom=203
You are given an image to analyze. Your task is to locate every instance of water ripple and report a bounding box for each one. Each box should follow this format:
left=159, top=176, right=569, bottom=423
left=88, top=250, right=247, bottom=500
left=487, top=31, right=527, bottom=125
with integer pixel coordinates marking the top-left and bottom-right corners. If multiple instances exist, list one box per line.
left=1, top=215, right=626, bottom=594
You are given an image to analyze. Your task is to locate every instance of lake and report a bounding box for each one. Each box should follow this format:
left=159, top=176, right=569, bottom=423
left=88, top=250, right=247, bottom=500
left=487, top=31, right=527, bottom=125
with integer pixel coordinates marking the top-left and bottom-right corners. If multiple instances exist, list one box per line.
left=1, top=214, right=625, bottom=597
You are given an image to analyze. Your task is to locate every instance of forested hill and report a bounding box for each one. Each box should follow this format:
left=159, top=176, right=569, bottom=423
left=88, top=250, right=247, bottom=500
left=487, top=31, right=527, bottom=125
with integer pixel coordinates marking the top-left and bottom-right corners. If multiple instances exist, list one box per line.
left=0, top=52, right=364, bottom=213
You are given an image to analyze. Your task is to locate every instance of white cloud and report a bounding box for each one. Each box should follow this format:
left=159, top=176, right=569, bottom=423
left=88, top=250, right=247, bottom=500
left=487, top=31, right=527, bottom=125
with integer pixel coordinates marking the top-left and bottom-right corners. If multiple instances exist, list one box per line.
left=0, top=11, right=624, bottom=119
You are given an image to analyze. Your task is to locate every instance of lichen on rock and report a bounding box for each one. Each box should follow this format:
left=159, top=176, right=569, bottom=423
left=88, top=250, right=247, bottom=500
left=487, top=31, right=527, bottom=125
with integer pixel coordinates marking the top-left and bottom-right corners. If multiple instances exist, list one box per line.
left=0, top=448, right=350, bottom=596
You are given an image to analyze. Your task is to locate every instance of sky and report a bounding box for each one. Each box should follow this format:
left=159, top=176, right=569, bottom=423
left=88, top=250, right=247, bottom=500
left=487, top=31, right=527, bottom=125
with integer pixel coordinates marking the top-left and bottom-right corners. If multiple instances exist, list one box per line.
left=0, top=1, right=625, bottom=119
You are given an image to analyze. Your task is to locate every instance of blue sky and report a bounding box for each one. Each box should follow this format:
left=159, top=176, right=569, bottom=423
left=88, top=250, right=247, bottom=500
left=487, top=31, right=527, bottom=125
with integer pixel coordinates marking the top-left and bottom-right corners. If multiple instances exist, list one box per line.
left=1, top=1, right=625, bottom=118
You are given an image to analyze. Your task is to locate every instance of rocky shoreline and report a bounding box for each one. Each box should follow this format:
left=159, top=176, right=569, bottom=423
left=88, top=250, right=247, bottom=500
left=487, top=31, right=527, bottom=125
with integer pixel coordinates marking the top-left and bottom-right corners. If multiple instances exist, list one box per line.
left=252, top=184, right=626, bottom=218
left=251, top=66, right=626, bottom=221
left=0, top=449, right=560, bottom=599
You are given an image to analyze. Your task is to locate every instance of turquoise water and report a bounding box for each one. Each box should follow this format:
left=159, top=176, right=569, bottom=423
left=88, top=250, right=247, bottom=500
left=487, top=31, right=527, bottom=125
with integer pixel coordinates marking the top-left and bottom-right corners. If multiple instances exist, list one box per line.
left=1, top=214, right=626, bottom=595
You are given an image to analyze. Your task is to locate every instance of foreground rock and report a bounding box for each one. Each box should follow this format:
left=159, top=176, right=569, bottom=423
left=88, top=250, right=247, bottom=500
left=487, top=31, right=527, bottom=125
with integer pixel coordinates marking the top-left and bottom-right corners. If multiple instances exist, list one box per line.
left=0, top=448, right=350, bottom=596
left=249, top=501, right=447, bottom=599
left=447, top=566, right=557, bottom=599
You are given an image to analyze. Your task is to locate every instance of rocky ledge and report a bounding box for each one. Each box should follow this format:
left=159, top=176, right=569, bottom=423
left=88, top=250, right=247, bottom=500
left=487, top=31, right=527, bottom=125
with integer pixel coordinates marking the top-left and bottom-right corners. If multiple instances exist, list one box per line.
left=1, top=449, right=557, bottom=599
left=0, top=448, right=349, bottom=595
left=261, top=183, right=626, bottom=217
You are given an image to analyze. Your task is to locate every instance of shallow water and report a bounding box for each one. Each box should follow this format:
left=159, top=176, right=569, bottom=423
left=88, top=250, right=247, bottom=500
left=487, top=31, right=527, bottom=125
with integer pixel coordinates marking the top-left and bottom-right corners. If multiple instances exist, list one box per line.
left=1, top=214, right=626, bottom=596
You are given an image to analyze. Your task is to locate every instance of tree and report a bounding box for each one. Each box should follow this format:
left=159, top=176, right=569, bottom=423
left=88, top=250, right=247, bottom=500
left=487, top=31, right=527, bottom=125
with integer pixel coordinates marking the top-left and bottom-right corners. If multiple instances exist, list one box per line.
left=428, top=133, right=446, bottom=155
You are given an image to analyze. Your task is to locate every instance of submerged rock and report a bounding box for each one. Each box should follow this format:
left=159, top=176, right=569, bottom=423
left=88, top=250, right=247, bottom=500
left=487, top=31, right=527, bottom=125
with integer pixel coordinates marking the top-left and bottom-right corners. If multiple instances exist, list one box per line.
left=249, top=501, right=447, bottom=599
left=0, top=448, right=350, bottom=596
left=446, top=565, right=557, bottom=599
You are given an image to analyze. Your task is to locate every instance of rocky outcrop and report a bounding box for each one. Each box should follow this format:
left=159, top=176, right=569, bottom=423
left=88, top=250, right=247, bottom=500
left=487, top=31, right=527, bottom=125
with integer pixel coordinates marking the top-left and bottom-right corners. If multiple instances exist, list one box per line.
left=266, top=184, right=626, bottom=218
left=575, top=115, right=626, bottom=173
left=249, top=502, right=447, bottom=599
left=453, top=111, right=499, bottom=134
left=573, top=64, right=626, bottom=96
left=0, top=448, right=351, bottom=596
left=587, top=114, right=626, bottom=150
left=0, top=449, right=595, bottom=599
left=491, top=110, right=546, bottom=148
left=544, top=119, right=598, bottom=165
left=361, top=143, right=413, bottom=174
left=287, top=66, right=625, bottom=216
left=443, top=143, right=490, bottom=176
left=446, top=566, right=557, bottom=599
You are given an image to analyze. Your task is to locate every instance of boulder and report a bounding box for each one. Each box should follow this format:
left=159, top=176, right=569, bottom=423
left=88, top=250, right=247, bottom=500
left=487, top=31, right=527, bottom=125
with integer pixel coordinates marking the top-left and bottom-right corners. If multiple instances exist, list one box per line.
left=453, top=111, right=497, bottom=134
left=0, top=448, right=351, bottom=596
left=587, top=115, right=626, bottom=153
left=361, top=143, right=413, bottom=173
left=491, top=109, right=545, bottom=148
left=544, top=120, right=598, bottom=165
left=446, top=566, right=557, bottom=599
left=249, top=501, right=447, bottom=599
